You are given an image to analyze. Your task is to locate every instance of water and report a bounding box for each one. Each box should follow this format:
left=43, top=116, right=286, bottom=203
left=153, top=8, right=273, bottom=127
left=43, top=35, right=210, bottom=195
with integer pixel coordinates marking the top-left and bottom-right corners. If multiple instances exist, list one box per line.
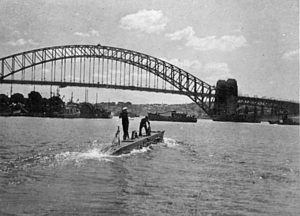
left=0, top=117, right=299, bottom=216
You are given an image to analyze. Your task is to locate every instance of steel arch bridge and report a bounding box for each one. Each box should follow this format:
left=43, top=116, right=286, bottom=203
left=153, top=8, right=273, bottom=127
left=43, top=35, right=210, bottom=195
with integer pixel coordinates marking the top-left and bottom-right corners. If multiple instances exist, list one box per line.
left=0, top=44, right=215, bottom=114
left=1, top=44, right=299, bottom=116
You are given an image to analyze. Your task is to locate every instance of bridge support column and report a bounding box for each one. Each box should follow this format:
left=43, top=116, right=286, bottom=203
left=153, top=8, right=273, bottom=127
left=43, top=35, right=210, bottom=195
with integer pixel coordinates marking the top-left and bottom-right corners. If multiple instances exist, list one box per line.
left=214, top=78, right=238, bottom=115
left=254, top=106, right=257, bottom=117
left=271, top=107, right=274, bottom=116
left=244, top=106, right=249, bottom=115
left=261, top=106, right=264, bottom=116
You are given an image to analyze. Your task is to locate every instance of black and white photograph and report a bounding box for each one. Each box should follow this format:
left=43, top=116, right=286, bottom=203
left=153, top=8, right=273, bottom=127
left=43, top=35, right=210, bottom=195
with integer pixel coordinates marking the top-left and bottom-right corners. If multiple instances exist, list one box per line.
left=0, top=0, right=299, bottom=215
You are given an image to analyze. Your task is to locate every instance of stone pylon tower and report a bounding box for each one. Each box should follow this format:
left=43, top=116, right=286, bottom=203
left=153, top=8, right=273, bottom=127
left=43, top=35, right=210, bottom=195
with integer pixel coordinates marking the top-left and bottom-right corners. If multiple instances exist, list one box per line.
left=214, top=78, right=238, bottom=115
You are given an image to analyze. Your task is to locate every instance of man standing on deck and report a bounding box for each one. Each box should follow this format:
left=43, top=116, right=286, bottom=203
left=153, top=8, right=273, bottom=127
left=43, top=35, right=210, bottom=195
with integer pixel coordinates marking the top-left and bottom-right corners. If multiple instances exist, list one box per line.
left=119, top=107, right=129, bottom=140
left=139, top=116, right=150, bottom=136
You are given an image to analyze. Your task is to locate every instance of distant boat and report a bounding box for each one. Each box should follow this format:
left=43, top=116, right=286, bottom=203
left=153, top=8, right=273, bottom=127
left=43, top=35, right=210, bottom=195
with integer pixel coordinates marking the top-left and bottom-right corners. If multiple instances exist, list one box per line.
left=79, top=103, right=112, bottom=119
left=268, top=119, right=299, bottom=126
left=94, top=107, right=112, bottom=119
left=60, top=102, right=81, bottom=118
left=268, top=112, right=299, bottom=126
left=148, top=111, right=197, bottom=123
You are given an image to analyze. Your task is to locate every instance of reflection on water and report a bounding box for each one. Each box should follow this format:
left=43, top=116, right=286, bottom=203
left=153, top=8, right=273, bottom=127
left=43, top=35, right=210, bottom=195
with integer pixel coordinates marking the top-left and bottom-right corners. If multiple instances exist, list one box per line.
left=0, top=117, right=299, bottom=215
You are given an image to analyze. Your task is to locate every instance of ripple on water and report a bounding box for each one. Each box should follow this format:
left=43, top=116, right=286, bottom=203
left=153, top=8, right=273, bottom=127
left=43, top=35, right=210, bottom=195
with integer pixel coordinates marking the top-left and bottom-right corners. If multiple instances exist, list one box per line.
left=0, top=117, right=299, bottom=215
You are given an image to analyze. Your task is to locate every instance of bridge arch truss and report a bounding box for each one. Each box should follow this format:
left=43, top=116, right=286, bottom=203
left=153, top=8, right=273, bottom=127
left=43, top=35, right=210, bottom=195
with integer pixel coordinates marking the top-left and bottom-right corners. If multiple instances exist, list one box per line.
left=0, top=45, right=215, bottom=114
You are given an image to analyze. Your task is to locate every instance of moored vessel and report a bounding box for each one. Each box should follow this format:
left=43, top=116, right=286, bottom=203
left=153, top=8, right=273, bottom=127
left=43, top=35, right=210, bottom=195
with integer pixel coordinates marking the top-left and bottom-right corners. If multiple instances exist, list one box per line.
left=148, top=111, right=197, bottom=123
left=59, top=102, right=81, bottom=118
left=268, top=119, right=299, bottom=126
left=79, top=102, right=112, bottom=119
left=268, top=112, right=299, bottom=126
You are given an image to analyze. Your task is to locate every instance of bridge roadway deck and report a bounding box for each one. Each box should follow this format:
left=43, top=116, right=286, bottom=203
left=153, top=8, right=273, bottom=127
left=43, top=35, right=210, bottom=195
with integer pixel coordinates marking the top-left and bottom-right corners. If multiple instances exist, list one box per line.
left=1, top=79, right=298, bottom=112
left=238, top=95, right=299, bottom=107
left=0, top=79, right=212, bottom=98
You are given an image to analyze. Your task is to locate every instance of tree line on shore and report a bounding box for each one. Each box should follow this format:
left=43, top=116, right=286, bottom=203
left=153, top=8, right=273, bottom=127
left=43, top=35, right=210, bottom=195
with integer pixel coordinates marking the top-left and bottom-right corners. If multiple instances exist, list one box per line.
left=0, top=91, right=206, bottom=118
left=0, top=91, right=64, bottom=115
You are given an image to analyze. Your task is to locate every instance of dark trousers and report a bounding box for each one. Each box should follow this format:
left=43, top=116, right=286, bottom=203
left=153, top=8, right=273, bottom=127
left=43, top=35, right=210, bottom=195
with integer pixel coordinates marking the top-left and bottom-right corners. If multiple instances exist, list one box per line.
left=122, top=123, right=129, bottom=140
left=139, top=124, right=147, bottom=136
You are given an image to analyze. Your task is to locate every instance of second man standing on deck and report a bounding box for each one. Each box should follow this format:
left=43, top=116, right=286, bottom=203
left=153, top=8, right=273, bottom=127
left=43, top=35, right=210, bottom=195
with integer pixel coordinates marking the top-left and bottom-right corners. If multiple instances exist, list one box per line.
left=139, top=116, right=150, bottom=136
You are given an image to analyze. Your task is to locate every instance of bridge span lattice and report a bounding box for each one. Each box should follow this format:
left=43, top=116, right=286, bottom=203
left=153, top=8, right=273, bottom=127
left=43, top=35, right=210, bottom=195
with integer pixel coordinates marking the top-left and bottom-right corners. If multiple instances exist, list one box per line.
left=0, top=45, right=215, bottom=114
left=0, top=44, right=299, bottom=116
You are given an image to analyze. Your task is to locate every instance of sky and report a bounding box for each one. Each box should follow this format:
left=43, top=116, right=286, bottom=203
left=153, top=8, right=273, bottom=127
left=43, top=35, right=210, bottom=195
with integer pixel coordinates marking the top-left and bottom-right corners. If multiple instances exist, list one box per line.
left=0, top=0, right=299, bottom=104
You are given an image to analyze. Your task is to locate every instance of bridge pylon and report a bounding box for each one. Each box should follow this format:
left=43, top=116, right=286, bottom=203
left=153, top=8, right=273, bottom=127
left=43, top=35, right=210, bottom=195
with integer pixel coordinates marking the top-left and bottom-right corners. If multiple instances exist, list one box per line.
left=214, top=78, right=238, bottom=115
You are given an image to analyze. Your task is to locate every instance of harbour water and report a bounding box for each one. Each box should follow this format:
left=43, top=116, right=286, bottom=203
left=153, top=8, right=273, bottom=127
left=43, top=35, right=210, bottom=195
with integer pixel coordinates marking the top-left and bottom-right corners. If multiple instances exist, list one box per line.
left=0, top=117, right=299, bottom=215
